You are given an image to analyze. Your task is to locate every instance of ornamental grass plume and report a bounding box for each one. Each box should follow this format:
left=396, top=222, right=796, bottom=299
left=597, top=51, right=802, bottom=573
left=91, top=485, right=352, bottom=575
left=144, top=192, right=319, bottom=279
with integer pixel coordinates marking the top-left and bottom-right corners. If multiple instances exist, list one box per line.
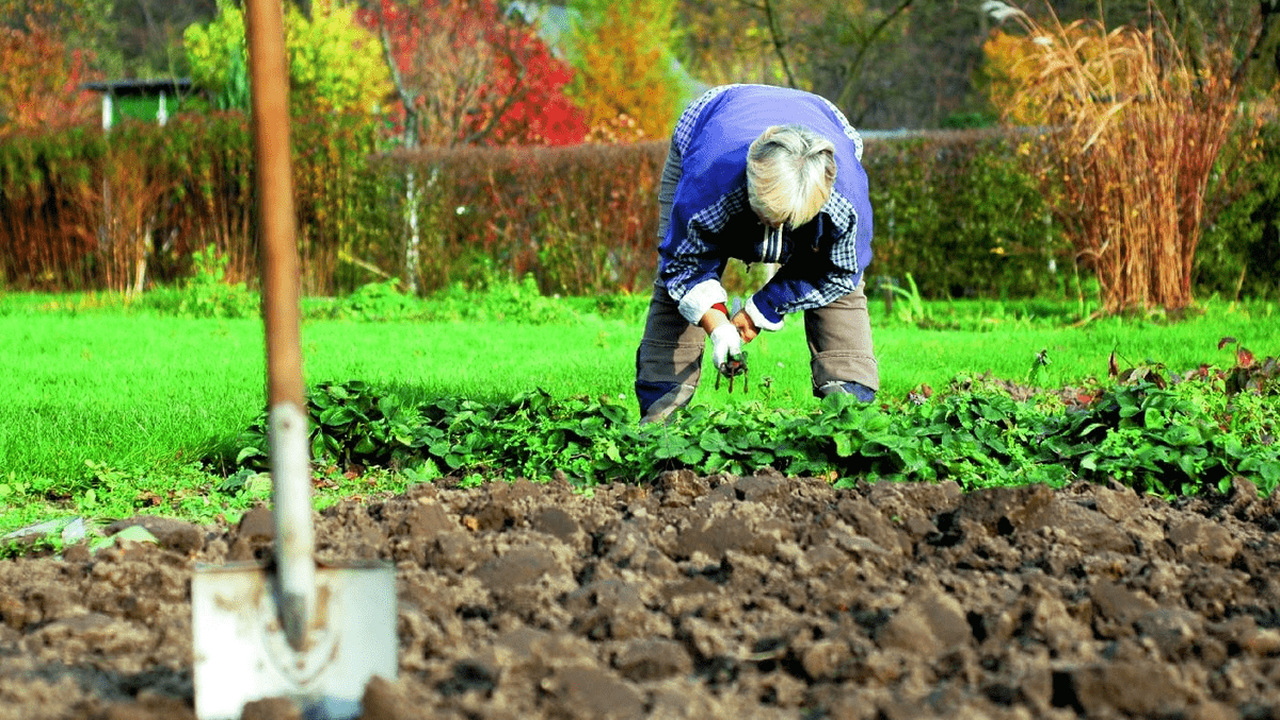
left=985, top=1, right=1242, bottom=315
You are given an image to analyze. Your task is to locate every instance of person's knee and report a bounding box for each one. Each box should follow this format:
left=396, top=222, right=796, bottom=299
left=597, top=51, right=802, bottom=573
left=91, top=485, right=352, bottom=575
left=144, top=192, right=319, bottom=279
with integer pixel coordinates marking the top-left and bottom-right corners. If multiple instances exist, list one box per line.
left=635, top=380, right=671, bottom=416
left=810, top=350, right=878, bottom=401
left=814, top=380, right=876, bottom=402
left=635, top=380, right=696, bottom=423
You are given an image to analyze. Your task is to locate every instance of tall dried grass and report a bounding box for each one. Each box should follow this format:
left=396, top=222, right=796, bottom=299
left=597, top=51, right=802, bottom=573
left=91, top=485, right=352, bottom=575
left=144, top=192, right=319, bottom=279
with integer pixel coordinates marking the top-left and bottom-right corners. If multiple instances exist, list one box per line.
left=996, top=2, right=1241, bottom=313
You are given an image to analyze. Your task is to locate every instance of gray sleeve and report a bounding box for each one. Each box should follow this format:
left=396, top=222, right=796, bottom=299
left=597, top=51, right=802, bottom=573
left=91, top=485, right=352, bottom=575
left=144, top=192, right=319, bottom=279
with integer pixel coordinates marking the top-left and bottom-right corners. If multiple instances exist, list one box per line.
left=657, top=138, right=682, bottom=241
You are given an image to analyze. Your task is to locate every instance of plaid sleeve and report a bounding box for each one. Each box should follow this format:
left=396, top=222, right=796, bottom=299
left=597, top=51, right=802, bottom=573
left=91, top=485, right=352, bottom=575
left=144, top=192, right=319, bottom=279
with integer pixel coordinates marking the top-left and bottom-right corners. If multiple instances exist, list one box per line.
left=662, top=85, right=750, bottom=324
left=661, top=187, right=751, bottom=324
left=751, top=192, right=864, bottom=319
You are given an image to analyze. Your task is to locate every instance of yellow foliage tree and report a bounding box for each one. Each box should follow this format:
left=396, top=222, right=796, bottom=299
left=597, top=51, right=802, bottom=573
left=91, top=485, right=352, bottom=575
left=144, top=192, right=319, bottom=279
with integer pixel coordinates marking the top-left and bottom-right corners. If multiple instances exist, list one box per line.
left=566, top=0, right=685, bottom=140
left=184, top=0, right=391, bottom=116
left=981, top=28, right=1042, bottom=125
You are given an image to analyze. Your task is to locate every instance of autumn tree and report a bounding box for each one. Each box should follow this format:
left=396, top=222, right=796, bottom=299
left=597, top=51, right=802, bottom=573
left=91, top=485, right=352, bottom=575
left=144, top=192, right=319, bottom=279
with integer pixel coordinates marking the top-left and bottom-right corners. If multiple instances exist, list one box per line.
left=354, top=0, right=587, bottom=294
left=356, top=0, right=587, bottom=148
left=184, top=0, right=392, bottom=116
left=0, top=0, right=101, bottom=131
left=1, top=0, right=114, bottom=64
left=563, top=0, right=687, bottom=139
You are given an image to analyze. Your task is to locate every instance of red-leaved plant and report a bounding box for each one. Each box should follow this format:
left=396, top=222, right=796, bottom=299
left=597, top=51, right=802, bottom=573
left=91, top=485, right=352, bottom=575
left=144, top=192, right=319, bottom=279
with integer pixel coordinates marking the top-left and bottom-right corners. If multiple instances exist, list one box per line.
left=356, top=0, right=588, bottom=148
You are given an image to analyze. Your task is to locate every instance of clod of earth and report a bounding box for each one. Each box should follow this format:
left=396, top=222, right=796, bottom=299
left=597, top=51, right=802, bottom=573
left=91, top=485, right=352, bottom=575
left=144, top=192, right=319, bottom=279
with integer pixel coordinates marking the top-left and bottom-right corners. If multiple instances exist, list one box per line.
left=1, top=471, right=1279, bottom=719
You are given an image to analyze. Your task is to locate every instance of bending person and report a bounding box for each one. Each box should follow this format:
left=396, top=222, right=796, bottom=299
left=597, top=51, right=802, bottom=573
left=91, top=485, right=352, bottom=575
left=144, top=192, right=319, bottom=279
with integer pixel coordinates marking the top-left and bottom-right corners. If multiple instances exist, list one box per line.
left=635, top=84, right=879, bottom=423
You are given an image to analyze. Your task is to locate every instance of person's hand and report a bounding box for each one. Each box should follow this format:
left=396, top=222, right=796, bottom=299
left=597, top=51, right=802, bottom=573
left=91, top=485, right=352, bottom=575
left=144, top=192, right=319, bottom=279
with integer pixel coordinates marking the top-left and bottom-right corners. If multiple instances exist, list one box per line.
left=709, top=323, right=743, bottom=370
left=730, top=310, right=758, bottom=343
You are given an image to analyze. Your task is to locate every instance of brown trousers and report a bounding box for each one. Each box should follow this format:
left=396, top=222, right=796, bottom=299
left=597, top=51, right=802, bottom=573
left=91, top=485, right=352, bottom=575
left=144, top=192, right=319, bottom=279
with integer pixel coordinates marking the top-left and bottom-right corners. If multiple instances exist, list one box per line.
left=637, top=137, right=878, bottom=421
left=634, top=282, right=879, bottom=422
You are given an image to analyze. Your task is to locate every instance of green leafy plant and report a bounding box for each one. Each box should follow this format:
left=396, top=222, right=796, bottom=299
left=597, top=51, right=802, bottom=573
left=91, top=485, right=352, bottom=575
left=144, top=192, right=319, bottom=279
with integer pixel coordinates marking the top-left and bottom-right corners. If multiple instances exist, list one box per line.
left=138, top=245, right=258, bottom=318
left=331, top=279, right=420, bottom=321
left=218, top=354, right=1280, bottom=499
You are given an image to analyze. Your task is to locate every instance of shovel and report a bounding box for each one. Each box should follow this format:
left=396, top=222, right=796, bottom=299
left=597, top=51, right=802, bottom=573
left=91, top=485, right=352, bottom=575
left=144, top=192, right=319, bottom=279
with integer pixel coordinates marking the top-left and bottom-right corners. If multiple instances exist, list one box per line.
left=190, top=0, right=396, bottom=717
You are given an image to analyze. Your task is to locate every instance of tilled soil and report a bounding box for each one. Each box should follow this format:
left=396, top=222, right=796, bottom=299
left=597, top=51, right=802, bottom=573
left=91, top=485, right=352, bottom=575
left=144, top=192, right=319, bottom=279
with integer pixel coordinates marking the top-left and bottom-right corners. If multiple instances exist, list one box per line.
left=2, top=471, right=1279, bottom=720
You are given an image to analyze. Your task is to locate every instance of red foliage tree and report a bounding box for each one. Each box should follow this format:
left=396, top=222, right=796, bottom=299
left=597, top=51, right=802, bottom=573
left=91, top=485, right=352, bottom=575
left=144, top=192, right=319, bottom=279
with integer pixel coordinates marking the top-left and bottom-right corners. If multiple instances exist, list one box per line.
left=0, top=18, right=98, bottom=132
left=357, top=0, right=587, bottom=147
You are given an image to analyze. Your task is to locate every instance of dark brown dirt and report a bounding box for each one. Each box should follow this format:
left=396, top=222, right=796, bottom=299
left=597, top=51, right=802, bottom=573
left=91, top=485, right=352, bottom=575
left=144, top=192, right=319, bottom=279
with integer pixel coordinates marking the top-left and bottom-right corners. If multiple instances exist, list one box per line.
left=3, top=471, right=1280, bottom=720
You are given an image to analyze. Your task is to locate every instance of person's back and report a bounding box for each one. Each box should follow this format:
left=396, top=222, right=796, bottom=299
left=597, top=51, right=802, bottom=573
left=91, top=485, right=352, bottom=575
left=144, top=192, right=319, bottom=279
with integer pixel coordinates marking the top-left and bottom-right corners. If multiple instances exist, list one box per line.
left=635, top=84, right=880, bottom=423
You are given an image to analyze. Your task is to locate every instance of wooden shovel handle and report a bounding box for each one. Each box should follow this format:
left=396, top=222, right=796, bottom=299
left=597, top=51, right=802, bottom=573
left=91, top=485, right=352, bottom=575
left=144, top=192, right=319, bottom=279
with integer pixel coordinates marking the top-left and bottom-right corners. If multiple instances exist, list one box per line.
left=246, top=0, right=315, bottom=652
left=247, top=0, right=304, bottom=411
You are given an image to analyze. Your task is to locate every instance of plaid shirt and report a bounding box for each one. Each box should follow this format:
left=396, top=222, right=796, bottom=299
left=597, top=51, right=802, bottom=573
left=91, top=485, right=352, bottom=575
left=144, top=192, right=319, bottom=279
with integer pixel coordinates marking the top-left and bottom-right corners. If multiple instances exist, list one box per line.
left=659, top=85, right=873, bottom=327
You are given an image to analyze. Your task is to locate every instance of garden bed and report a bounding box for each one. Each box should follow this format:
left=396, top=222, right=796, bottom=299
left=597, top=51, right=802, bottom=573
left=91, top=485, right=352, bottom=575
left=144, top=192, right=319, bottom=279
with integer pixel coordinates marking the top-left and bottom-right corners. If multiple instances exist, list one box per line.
left=1, top=471, right=1278, bottom=719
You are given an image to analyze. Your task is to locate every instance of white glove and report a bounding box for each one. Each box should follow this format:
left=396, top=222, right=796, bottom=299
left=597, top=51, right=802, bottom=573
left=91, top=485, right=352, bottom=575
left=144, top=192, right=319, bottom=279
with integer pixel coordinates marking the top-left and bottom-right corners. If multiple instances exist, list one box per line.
left=709, top=323, right=742, bottom=370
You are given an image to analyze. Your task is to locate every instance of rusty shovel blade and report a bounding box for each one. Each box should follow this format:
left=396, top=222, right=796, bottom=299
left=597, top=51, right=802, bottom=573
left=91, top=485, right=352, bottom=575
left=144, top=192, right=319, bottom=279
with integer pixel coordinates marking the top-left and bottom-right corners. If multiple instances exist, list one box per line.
left=191, top=560, right=397, bottom=720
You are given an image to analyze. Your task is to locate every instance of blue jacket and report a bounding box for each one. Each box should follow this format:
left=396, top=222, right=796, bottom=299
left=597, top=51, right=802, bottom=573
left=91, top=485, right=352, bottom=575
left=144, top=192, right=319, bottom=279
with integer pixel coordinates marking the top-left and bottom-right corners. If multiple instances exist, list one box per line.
left=660, top=85, right=873, bottom=328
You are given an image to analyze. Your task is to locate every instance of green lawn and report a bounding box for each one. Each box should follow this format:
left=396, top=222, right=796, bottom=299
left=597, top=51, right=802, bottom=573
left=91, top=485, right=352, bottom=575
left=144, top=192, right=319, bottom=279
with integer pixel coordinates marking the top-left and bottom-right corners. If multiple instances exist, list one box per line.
left=3, top=294, right=1277, bottom=477
left=1, top=290, right=1277, bottom=537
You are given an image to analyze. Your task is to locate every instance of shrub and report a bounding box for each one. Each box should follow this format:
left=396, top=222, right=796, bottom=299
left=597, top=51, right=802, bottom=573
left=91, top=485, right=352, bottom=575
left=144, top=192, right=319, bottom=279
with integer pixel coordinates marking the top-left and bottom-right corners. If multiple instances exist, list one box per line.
left=2, top=117, right=1275, bottom=304
left=861, top=129, right=1067, bottom=300
left=1197, top=118, right=1280, bottom=300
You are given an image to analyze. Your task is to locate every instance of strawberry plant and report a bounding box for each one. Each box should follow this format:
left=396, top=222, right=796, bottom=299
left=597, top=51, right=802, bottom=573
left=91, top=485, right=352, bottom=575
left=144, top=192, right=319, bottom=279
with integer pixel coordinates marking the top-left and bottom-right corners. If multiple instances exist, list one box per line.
left=217, top=345, right=1280, bottom=499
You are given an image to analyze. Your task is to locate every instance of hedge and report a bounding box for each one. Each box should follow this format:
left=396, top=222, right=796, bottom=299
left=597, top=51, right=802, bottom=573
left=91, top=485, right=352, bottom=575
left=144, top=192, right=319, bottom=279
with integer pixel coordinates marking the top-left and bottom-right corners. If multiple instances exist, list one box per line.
left=0, top=116, right=1275, bottom=301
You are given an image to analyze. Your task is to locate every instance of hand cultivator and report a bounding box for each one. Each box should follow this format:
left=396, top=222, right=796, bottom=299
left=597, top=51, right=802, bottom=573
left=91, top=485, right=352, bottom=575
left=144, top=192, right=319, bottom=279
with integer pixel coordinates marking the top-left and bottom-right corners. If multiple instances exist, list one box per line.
left=715, top=349, right=749, bottom=393
left=714, top=296, right=749, bottom=393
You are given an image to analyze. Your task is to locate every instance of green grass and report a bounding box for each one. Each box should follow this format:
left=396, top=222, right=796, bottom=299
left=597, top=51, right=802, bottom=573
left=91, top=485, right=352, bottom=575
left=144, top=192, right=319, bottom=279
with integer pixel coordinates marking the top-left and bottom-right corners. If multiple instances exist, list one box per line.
left=1, top=287, right=1277, bottom=539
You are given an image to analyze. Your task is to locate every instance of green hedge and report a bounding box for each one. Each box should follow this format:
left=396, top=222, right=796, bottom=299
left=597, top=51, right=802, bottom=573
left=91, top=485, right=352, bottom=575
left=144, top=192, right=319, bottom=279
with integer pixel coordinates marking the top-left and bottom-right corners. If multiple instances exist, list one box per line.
left=1196, top=120, right=1280, bottom=301
left=0, top=112, right=380, bottom=295
left=379, top=131, right=1071, bottom=300
left=861, top=129, right=1067, bottom=300
left=370, top=142, right=666, bottom=296
left=1, top=116, right=1276, bottom=300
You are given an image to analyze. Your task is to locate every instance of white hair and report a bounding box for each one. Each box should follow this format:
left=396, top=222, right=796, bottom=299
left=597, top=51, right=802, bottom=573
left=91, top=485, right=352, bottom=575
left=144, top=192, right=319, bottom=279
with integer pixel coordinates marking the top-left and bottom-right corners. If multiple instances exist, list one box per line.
left=746, top=124, right=837, bottom=228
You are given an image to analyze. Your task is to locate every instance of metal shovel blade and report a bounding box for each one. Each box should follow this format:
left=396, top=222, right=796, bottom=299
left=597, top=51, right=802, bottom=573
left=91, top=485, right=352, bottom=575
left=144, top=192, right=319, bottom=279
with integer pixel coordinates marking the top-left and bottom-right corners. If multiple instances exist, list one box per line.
left=193, top=0, right=398, bottom=717
left=191, top=560, right=397, bottom=720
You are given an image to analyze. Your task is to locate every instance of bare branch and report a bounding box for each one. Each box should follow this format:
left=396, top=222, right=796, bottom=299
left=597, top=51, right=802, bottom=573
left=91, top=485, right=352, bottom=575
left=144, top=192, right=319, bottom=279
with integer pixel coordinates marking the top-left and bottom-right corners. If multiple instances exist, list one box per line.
left=833, top=0, right=916, bottom=111
left=361, top=0, right=420, bottom=148
left=460, top=28, right=529, bottom=146
left=758, top=0, right=798, bottom=87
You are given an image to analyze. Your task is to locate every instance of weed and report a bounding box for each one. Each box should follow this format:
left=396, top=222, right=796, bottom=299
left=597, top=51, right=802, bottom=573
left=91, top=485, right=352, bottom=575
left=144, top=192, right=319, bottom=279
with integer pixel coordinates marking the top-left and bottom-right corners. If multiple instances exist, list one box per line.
left=331, top=278, right=421, bottom=321
left=877, top=274, right=928, bottom=326
left=136, top=246, right=259, bottom=319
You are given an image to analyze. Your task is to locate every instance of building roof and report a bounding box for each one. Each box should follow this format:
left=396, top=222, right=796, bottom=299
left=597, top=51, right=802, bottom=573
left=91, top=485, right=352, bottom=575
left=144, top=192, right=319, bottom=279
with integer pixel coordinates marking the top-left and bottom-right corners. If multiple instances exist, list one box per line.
left=81, top=78, right=193, bottom=97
